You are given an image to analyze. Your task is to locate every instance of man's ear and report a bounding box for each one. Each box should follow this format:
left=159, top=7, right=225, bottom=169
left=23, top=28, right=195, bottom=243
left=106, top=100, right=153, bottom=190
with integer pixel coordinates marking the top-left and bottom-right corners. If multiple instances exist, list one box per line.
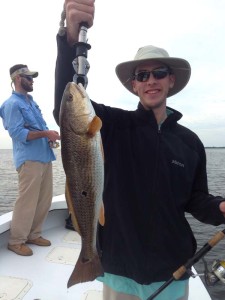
left=169, top=74, right=175, bottom=89
left=132, top=80, right=137, bottom=93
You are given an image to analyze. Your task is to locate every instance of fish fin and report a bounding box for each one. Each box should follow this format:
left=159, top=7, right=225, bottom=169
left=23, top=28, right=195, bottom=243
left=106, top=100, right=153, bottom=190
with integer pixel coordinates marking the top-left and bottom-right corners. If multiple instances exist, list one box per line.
left=65, top=179, right=81, bottom=235
left=87, top=116, right=102, bottom=137
left=67, top=252, right=104, bottom=288
left=98, top=201, right=105, bottom=226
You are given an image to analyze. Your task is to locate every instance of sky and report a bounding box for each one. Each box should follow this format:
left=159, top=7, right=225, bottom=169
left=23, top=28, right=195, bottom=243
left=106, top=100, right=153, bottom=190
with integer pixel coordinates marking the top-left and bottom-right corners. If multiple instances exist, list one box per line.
left=0, top=0, right=224, bottom=148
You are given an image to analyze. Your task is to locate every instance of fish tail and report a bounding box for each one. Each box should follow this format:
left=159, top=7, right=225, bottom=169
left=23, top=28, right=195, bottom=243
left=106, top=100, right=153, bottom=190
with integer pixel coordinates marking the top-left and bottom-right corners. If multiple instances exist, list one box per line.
left=67, top=252, right=104, bottom=288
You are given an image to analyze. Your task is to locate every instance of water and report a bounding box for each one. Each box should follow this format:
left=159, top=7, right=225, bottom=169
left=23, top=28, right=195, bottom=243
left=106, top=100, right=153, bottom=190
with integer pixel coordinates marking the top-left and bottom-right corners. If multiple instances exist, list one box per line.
left=0, top=148, right=225, bottom=300
left=0, top=149, right=66, bottom=215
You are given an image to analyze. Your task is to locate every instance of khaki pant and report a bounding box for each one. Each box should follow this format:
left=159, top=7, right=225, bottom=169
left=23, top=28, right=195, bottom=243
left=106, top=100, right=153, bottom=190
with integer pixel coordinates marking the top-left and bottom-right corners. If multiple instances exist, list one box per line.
left=103, top=285, right=140, bottom=300
left=9, top=161, right=53, bottom=245
left=103, top=283, right=189, bottom=300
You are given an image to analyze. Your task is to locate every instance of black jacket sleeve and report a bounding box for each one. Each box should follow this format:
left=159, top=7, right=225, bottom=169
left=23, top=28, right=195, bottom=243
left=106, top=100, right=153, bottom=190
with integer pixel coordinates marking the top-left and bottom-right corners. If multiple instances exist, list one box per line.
left=53, top=33, right=75, bottom=125
left=185, top=141, right=225, bottom=225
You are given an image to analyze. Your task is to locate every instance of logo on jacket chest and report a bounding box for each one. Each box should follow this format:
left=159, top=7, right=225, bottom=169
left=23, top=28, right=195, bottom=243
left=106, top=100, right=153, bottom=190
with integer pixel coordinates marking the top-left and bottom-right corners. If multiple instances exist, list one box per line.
left=171, top=159, right=185, bottom=168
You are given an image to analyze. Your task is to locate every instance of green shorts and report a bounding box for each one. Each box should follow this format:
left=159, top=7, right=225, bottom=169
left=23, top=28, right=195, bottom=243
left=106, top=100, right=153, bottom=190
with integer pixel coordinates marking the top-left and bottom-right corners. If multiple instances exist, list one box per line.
left=98, top=273, right=189, bottom=300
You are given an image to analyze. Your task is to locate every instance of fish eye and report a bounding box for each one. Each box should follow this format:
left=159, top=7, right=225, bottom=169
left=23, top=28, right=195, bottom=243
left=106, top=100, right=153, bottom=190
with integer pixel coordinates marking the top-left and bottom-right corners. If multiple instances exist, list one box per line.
left=67, top=93, right=73, bottom=102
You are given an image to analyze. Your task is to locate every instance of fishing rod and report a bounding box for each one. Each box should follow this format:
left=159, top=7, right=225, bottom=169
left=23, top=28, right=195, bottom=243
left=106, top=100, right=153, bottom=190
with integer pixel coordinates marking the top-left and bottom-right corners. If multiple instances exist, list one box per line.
left=147, top=228, right=225, bottom=300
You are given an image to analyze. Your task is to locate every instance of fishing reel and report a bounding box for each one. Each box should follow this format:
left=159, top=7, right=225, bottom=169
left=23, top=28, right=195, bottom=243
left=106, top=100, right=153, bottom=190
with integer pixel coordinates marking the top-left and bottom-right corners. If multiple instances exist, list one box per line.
left=48, top=141, right=60, bottom=149
left=187, top=258, right=225, bottom=286
left=204, top=258, right=225, bottom=286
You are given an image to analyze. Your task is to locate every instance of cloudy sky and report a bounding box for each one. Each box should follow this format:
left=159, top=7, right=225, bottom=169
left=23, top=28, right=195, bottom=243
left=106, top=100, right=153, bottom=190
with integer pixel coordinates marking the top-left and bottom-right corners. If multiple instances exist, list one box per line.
left=0, top=0, right=224, bottom=148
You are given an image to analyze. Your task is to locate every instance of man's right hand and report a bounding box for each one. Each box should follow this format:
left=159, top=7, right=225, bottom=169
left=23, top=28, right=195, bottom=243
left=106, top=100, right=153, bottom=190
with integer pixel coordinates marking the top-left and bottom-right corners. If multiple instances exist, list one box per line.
left=27, top=130, right=60, bottom=142
left=46, top=130, right=61, bottom=142
left=65, top=0, right=95, bottom=46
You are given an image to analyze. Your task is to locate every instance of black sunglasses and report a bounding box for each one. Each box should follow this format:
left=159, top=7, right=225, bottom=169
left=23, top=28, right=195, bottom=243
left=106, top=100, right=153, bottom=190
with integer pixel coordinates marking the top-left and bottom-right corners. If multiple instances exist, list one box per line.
left=133, top=67, right=171, bottom=82
left=20, top=75, right=33, bottom=82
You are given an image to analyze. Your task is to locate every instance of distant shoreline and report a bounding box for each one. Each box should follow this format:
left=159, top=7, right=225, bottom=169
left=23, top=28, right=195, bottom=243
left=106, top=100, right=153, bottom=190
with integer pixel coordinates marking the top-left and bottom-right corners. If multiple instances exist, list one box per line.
left=205, top=147, right=225, bottom=149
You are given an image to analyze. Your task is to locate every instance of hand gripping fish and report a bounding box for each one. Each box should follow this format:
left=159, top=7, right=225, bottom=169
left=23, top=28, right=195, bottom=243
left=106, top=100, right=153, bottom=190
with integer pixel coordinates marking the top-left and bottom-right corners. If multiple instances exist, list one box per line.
left=59, top=82, right=105, bottom=288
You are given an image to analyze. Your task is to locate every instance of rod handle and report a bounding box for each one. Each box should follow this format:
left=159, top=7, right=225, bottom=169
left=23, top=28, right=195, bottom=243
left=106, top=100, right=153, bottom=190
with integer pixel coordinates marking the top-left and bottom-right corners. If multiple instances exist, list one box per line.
left=208, top=231, right=225, bottom=247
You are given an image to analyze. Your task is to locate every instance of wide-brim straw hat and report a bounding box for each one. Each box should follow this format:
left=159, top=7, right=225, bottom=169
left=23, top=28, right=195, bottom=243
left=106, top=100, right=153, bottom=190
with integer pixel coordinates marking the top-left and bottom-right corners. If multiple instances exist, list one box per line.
left=115, top=45, right=191, bottom=97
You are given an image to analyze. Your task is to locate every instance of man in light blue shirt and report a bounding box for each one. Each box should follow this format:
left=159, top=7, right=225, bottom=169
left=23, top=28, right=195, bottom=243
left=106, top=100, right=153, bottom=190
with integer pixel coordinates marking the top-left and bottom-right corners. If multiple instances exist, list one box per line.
left=0, top=64, right=60, bottom=256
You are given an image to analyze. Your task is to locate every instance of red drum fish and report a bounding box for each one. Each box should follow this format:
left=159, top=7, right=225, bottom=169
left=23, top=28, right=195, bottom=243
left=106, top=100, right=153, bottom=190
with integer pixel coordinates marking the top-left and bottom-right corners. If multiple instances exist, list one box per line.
left=59, top=82, right=104, bottom=288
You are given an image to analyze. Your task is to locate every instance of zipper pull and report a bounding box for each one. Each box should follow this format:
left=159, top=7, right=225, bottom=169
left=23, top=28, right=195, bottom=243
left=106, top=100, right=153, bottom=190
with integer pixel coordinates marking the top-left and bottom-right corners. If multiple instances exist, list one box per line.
left=158, top=124, right=161, bottom=133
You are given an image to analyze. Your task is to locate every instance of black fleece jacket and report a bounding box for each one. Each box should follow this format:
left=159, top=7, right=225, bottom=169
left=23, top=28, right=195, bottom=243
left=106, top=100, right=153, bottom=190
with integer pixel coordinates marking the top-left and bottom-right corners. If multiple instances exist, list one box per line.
left=54, top=33, right=225, bottom=284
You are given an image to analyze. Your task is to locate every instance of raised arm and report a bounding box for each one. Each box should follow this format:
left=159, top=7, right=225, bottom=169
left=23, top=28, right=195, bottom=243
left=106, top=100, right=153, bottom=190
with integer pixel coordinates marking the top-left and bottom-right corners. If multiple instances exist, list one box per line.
left=65, top=0, right=95, bottom=46
left=53, top=0, right=95, bottom=125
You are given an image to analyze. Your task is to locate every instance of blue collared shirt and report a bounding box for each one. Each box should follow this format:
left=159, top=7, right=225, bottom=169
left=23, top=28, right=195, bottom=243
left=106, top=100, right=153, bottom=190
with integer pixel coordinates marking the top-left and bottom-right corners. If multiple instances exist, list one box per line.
left=0, top=91, right=56, bottom=169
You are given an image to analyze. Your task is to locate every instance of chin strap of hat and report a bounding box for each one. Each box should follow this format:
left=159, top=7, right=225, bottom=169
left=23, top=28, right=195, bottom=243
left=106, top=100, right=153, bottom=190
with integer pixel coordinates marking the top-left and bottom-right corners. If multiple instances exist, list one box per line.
left=59, top=5, right=91, bottom=89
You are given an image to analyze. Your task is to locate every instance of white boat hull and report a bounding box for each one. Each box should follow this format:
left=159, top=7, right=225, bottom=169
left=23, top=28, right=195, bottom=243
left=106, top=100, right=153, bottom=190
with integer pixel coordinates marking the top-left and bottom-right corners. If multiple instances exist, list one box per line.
left=0, top=195, right=211, bottom=300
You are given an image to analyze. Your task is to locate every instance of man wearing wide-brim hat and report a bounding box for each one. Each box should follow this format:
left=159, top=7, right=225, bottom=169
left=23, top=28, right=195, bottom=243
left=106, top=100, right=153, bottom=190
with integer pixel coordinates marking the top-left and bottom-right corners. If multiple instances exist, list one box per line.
left=116, top=45, right=191, bottom=98
left=114, top=44, right=191, bottom=127
left=53, top=1, right=225, bottom=299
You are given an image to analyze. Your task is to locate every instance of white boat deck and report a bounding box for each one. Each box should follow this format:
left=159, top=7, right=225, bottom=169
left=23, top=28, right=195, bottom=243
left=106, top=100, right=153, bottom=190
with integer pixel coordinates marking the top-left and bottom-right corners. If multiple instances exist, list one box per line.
left=0, top=195, right=211, bottom=300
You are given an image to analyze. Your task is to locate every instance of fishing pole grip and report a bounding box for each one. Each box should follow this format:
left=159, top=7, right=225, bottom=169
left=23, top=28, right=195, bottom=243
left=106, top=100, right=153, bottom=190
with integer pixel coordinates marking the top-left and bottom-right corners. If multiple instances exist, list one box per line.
left=208, top=231, right=225, bottom=247
left=173, top=230, right=225, bottom=280
left=173, top=266, right=187, bottom=280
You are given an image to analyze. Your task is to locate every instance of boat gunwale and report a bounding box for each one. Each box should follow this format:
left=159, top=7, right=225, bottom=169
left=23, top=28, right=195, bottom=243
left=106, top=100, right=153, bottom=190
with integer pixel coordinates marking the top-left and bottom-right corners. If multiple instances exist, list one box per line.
left=0, top=194, right=67, bottom=235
